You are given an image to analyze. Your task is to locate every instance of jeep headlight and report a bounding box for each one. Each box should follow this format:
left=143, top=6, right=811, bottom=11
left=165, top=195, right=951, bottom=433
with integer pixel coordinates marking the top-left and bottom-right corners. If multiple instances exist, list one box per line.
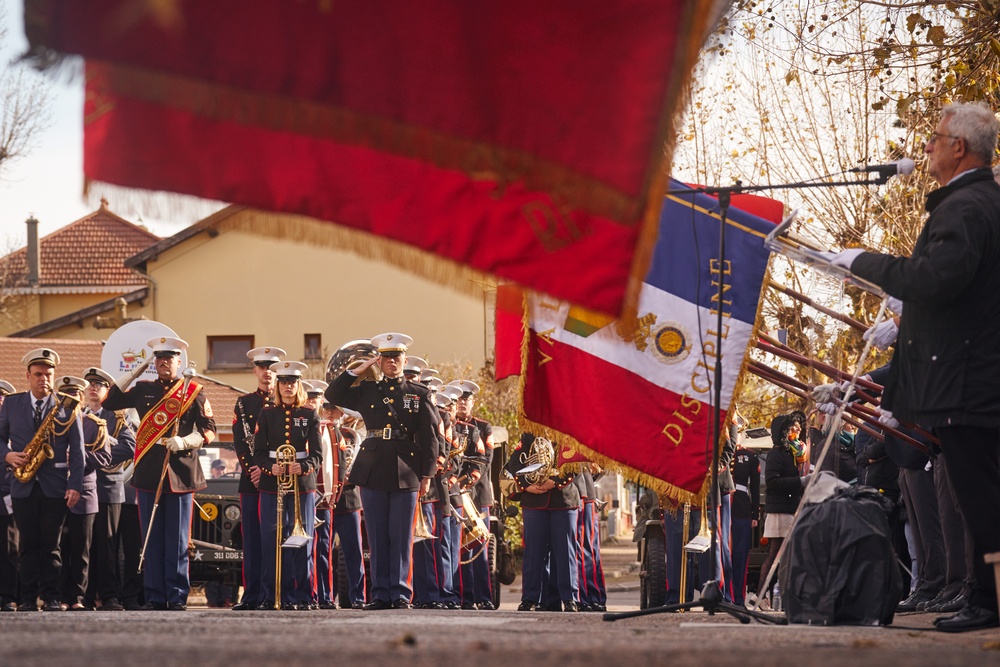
left=224, top=504, right=241, bottom=522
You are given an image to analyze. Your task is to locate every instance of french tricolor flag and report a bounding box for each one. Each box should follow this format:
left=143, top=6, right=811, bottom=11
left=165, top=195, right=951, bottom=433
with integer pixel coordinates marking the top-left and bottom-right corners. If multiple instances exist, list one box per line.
left=520, top=184, right=780, bottom=501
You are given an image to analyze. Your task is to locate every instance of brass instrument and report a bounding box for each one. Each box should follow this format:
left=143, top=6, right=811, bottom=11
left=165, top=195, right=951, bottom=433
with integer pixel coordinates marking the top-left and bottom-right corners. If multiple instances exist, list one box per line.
left=274, top=444, right=311, bottom=610
left=101, top=410, right=135, bottom=475
left=516, top=436, right=555, bottom=485
left=332, top=426, right=360, bottom=505
left=14, top=391, right=82, bottom=483
left=413, top=504, right=437, bottom=542
left=457, top=490, right=491, bottom=564
left=327, top=339, right=381, bottom=385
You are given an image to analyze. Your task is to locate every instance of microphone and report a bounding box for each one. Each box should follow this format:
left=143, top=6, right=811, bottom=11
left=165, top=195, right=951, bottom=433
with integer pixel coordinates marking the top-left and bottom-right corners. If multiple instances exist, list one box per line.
left=848, top=157, right=915, bottom=177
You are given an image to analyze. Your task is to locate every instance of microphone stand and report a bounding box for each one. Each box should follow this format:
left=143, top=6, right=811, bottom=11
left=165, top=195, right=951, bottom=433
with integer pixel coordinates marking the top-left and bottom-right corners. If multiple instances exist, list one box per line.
left=604, top=170, right=892, bottom=624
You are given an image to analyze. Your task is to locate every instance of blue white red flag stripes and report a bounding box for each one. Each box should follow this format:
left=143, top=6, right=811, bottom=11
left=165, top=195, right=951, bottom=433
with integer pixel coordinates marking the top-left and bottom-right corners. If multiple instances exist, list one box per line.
left=521, top=184, right=780, bottom=500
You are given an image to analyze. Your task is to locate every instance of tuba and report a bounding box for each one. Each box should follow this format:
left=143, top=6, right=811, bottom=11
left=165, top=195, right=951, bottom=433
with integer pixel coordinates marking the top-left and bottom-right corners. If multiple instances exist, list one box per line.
left=516, top=436, right=556, bottom=485
left=327, top=339, right=381, bottom=385
left=14, top=392, right=82, bottom=483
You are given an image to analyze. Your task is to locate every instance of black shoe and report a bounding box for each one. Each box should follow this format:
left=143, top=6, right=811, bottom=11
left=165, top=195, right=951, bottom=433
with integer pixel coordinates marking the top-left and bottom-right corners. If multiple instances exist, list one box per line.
left=42, top=599, right=65, bottom=612
left=478, top=600, right=496, bottom=610
left=918, top=590, right=947, bottom=612
left=415, top=601, right=443, bottom=610
left=231, top=600, right=256, bottom=611
left=563, top=601, right=579, bottom=612
left=935, top=592, right=970, bottom=614
left=257, top=600, right=277, bottom=610
left=590, top=603, right=607, bottom=612
left=168, top=602, right=187, bottom=611
left=319, top=601, right=337, bottom=610
left=17, top=602, right=38, bottom=612
left=461, top=601, right=476, bottom=610
left=392, top=599, right=413, bottom=610
left=280, top=602, right=297, bottom=611
left=935, top=604, right=1000, bottom=633
left=122, top=600, right=142, bottom=611
left=140, top=601, right=167, bottom=611
left=351, top=601, right=364, bottom=610
left=897, top=592, right=934, bottom=613
left=517, top=601, right=536, bottom=611
left=101, top=598, right=125, bottom=612
left=576, top=602, right=592, bottom=612
left=363, top=599, right=392, bottom=611
left=443, top=601, right=460, bottom=610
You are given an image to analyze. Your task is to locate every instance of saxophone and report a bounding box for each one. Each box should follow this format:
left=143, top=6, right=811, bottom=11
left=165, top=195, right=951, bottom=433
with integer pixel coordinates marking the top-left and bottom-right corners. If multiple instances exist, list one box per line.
left=14, top=392, right=83, bottom=483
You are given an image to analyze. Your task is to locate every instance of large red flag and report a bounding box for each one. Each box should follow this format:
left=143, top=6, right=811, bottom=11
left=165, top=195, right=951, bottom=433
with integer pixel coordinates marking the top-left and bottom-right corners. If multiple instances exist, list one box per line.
left=27, top=0, right=724, bottom=316
left=522, top=187, right=780, bottom=501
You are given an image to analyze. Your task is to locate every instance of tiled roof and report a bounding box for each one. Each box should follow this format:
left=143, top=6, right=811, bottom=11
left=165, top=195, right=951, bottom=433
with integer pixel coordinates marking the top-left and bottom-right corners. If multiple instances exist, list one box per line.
left=1, top=201, right=160, bottom=290
left=0, top=337, right=241, bottom=442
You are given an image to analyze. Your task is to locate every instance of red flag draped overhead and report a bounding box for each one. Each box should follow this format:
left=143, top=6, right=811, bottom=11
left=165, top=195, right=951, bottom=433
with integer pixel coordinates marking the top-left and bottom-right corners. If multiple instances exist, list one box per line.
left=27, top=0, right=723, bottom=316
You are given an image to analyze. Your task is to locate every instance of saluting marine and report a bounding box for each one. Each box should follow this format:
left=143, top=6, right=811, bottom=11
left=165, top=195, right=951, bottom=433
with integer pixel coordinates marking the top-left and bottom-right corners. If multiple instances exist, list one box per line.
left=231, top=346, right=285, bottom=611
left=325, top=332, right=440, bottom=610
left=102, top=336, right=216, bottom=611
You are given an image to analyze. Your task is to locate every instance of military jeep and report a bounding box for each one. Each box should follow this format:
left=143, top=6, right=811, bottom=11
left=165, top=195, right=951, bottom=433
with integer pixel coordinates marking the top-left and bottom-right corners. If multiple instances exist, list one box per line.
left=190, top=474, right=244, bottom=594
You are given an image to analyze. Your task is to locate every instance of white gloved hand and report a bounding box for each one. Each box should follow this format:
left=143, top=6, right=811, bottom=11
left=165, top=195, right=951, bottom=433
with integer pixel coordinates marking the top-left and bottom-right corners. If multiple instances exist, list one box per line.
left=839, top=375, right=870, bottom=394
left=886, top=296, right=903, bottom=314
left=830, top=248, right=865, bottom=270
left=816, top=401, right=840, bottom=415
left=165, top=431, right=205, bottom=452
left=115, top=357, right=153, bottom=391
left=812, top=383, right=839, bottom=404
left=863, top=318, right=899, bottom=350
left=877, top=408, right=899, bottom=429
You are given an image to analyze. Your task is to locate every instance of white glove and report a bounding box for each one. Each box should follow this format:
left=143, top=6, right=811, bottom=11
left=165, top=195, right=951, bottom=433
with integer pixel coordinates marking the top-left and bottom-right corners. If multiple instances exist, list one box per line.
left=877, top=408, right=899, bottom=429
left=800, top=474, right=812, bottom=488
left=115, top=357, right=153, bottom=391
left=886, top=296, right=903, bottom=314
left=816, top=401, right=840, bottom=415
left=830, top=248, right=865, bottom=270
left=165, top=431, right=205, bottom=452
left=839, top=375, right=870, bottom=393
left=863, top=319, right=899, bottom=350
left=812, top=383, right=839, bottom=404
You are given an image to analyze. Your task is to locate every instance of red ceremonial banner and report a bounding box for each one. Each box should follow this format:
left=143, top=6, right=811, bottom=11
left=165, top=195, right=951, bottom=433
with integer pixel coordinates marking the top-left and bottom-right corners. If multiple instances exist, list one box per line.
left=26, top=0, right=723, bottom=316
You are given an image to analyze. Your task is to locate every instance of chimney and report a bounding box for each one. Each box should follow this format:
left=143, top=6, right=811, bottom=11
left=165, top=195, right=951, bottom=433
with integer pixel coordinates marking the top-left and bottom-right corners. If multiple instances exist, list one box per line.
left=26, top=215, right=40, bottom=288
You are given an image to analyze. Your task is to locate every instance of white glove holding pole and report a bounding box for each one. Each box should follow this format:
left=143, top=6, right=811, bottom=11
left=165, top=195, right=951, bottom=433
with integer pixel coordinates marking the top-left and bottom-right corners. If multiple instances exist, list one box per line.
left=877, top=408, right=899, bottom=429
left=816, top=401, right=840, bottom=415
left=829, top=248, right=865, bottom=270
left=886, top=296, right=903, bottom=314
left=863, top=318, right=899, bottom=350
left=812, top=383, right=839, bottom=404
left=165, top=431, right=205, bottom=452
left=115, top=357, right=153, bottom=391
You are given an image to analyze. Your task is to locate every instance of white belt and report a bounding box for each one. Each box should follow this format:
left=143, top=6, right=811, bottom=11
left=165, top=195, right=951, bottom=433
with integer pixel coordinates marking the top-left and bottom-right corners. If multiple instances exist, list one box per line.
left=735, top=483, right=749, bottom=494
left=269, top=451, right=308, bottom=460
left=53, top=462, right=68, bottom=469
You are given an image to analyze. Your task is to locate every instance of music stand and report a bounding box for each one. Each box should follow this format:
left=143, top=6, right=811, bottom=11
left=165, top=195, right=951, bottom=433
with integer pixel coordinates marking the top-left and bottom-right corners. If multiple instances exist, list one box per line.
left=604, top=172, right=892, bottom=624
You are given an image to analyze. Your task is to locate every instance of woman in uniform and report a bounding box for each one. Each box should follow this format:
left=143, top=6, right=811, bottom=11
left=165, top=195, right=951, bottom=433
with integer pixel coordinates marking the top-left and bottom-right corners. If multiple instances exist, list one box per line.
left=254, top=361, right=323, bottom=610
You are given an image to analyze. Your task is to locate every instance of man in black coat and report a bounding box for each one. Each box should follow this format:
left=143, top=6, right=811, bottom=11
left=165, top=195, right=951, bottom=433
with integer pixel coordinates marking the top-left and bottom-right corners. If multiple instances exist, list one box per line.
left=326, top=333, right=440, bottom=610
left=830, top=103, right=1000, bottom=632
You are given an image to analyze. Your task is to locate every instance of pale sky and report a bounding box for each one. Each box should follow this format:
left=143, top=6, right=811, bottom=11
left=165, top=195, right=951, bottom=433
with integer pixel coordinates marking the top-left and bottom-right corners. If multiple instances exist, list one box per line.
left=0, top=3, right=214, bottom=250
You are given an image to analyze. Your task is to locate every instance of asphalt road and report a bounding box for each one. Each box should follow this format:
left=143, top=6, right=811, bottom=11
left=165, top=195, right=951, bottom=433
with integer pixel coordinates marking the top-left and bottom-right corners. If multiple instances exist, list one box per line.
left=1, top=605, right=998, bottom=667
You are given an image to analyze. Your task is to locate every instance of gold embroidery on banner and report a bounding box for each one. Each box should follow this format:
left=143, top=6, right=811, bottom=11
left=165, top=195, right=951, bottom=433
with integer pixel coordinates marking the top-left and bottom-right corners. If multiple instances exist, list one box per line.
left=93, top=62, right=645, bottom=225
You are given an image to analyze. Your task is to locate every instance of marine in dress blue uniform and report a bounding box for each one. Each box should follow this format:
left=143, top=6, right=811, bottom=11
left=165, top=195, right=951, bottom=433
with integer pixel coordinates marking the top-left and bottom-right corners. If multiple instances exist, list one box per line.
left=102, top=336, right=216, bottom=611
left=452, top=380, right=493, bottom=610
left=430, top=388, right=462, bottom=608
left=325, top=333, right=440, bottom=609
left=81, top=367, right=136, bottom=612
left=254, top=361, right=322, bottom=610
left=506, top=433, right=580, bottom=612
left=231, top=346, right=285, bottom=610
left=0, top=349, right=86, bottom=612
left=303, top=380, right=336, bottom=610
left=326, top=405, right=366, bottom=609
